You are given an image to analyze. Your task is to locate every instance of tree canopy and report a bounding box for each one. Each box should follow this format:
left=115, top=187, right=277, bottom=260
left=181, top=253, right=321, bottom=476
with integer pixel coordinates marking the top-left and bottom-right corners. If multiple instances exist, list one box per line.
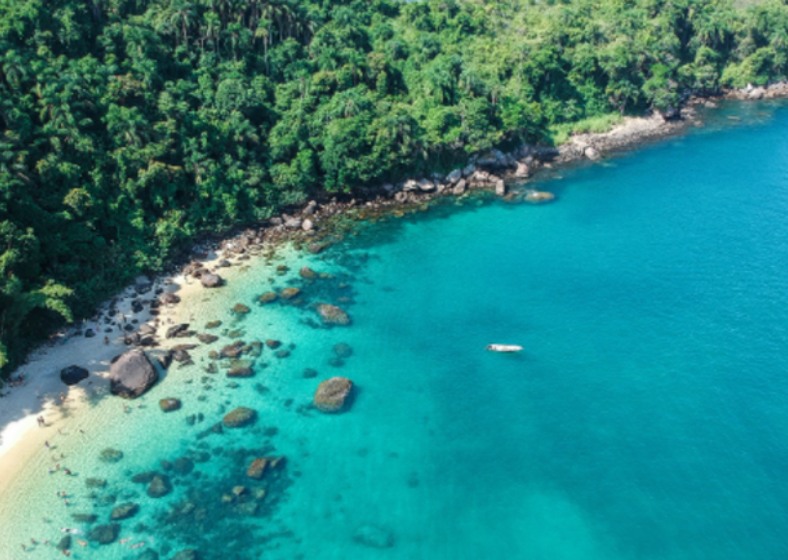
left=1, top=0, right=787, bottom=374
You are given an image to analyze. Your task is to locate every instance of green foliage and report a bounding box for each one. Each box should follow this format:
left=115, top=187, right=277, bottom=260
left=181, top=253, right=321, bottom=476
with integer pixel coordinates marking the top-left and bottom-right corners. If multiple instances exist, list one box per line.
left=1, top=0, right=787, bottom=376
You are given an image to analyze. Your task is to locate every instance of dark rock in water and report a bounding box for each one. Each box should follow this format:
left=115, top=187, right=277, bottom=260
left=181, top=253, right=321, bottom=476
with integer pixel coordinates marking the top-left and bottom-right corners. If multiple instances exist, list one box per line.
left=259, top=292, right=278, bottom=304
left=307, top=242, right=328, bottom=254
left=159, top=398, right=182, bottom=412
left=353, top=524, right=395, bottom=548
left=223, top=407, right=256, bottom=428
left=60, top=365, right=89, bottom=386
left=110, top=349, right=158, bottom=399
left=197, top=333, right=218, bottom=344
left=147, top=475, right=172, bottom=498
left=227, top=366, right=254, bottom=378
left=159, top=292, right=180, bottom=306
left=186, top=414, right=196, bottom=425
left=100, top=494, right=117, bottom=505
left=72, top=513, right=98, bottom=523
left=201, top=272, right=223, bottom=288
left=246, top=456, right=286, bottom=480
left=85, top=329, right=96, bottom=338
left=333, top=343, right=353, bottom=358
left=265, top=339, right=281, bottom=349
left=131, top=471, right=158, bottom=484
left=160, top=460, right=173, bottom=471
left=280, top=287, right=301, bottom=300
left=86, top=477, right=107, bottom=487
left=99, top=448, right=124, bottom=463
left=172, top=349, right=191, bottom=363
left=329, top=357, right=345, bottom=368
left=300, top=266, right=318, bottom=279
left=171, top=549, right=200, bottom=560
left=317, top=304, right=351, bottom=326
left=166, top=324, right=189, bottom=339
left=88, top=523, right=120, bottom=544
left=314, top=377, right=354, bottom=413
left=303, top=368, right=318, bottom=378
left=110, top=502, right=139, bottom=521
left=220, top=342, right=244, bottom=358
left=248, top=340, right=263, bottom=357
left=205, top=320, right=222, bottom=329
left=172, top=456, right=194, bottom=475
left=57, top=535, right=71, bottom=551
left=137, top=550, right=160, bottom=560
left=232, top=303, right=251, bottom=314
left=275, top=349, right=290, bottom=359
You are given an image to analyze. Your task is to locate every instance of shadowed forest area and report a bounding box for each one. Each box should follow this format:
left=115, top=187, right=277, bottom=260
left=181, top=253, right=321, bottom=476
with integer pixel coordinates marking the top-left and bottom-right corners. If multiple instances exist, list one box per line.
left=2, top=0, right=788, bottom=376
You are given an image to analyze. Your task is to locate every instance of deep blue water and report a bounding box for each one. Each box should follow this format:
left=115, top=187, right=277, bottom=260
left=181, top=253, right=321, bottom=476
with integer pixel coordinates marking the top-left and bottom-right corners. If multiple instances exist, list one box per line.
left=3, top=100, right=788, bottom=559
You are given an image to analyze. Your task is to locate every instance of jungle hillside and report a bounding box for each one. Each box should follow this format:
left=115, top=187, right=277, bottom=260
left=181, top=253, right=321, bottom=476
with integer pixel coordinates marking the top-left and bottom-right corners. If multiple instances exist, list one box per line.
left=1, top=0, right=787, bottom=375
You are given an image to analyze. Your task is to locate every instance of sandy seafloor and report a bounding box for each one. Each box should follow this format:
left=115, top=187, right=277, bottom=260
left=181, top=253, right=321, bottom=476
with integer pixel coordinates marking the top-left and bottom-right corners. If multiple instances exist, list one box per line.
left=2, top=100, right=788, bottom=560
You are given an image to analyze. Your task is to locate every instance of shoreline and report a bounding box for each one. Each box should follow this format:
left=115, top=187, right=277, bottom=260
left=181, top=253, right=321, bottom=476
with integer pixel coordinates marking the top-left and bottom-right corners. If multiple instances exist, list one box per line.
left=0, top=88, right=786, bottom=502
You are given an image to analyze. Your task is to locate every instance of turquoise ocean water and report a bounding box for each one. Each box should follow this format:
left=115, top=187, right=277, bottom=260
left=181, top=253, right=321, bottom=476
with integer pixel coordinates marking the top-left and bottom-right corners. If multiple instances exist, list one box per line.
left=2, top=101, right=788, bottom=559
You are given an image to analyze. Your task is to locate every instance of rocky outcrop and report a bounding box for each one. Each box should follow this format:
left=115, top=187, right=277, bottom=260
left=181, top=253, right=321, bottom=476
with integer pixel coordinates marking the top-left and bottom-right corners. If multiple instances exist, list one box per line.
left=317, top=304, right=351, bottom=326
left=223, top=407, right=257, bottom=428
left=110, top=502, right=139, bottom=521
left=313, top=377, right=354, bottom=413
left=60, top=365, right=89, bottom=386
left=159, top=292, right=180, bottom=306
left=280, top=287, right=301, bottom=300
left=159, top=398, right=182, bottom=412
left=201, top=273, right=223, bottom=288
left=88, top=523, right=120, bottom=545
left=259, top=292, right=278, bottom=304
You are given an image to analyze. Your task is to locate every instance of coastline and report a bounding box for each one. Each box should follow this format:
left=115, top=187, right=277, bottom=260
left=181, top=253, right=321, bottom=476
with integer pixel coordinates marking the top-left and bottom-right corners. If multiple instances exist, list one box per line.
left=0, top=87, right=786, bottom=505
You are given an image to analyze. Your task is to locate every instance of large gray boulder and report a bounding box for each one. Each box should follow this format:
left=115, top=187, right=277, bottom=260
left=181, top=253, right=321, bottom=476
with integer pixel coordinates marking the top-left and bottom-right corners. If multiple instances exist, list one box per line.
left=201, top=273, right=223, bottom=288
left=110, top=349, right=158, bottom=399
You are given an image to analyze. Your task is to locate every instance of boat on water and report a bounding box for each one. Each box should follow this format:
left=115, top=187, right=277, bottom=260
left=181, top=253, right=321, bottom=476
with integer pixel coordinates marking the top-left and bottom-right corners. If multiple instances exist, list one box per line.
left=485, top=344, right=523, bottom=352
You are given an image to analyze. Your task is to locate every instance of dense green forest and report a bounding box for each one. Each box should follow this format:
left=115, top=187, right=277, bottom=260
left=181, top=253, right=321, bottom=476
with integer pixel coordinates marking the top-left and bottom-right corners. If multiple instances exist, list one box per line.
left=1, top=0, right=787, bottom=375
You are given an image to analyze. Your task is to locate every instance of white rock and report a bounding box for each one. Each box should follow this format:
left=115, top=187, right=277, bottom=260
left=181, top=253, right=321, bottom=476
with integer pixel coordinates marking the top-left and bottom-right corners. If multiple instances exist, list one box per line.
left=495, top=180, right=506, bottom=196
left=284, top=217, right=302, bottom=229
left=403, top=179, right=419, bottom=192
left=302, top=219, right=314, bottom=232
left=417, top=179, right=435, bottom=192
left=584, top=146, right=601, bottom=160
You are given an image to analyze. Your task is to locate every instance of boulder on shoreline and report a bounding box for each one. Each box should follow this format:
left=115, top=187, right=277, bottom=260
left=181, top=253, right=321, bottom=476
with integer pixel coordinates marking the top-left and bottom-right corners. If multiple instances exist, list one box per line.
left=201, top=273, right=223, bottom=288
left=313, top=377, right=354, bottom=413
left=109, top=349, right=158, bottom=399
left=60, top=365, right=89, bottom=386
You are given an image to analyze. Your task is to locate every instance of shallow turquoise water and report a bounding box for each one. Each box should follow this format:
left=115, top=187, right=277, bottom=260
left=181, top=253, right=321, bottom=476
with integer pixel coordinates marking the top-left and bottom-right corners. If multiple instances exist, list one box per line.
left=3, top=100, right=788, bottom=559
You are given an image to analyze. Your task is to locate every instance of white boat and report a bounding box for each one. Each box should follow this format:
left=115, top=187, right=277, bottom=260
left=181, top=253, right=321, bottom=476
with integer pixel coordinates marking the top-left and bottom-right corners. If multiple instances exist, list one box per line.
left=485, top=344, right=523, bottom=353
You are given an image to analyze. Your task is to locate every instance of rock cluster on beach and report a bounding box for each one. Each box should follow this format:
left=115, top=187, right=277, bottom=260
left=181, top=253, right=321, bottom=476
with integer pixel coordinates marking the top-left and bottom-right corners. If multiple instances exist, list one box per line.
left=60, top=365, right=89, bottom=386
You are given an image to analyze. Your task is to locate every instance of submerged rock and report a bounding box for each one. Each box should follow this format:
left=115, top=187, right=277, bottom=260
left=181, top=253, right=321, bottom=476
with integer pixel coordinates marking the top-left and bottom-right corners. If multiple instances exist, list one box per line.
left=72, top=513, right=98, bottom=523
left=87, top=523, right=120, bottom=545
left=205, top=320, right=222, bottom=329
left=131, top=471, right=158, bottom=484
left=523, top=190, right=555, bottom=204
left=313, top=377, right=354, bottom=413
left=147, top=475, right=172, bottom=498
left=232, top=303, right=251, bottom=314
left=303, top=368, right=318, bottom=379
left=300, top=266, right=318, bottom=279
left=110, top=502, right=139, bottom=521
left=110, top=349, right=158, bottom=399
left=227, top=366, right=254, bottom=378
left=172, top=456, right=194, bottom=475
left=171, top=549, right=200, bottom=560
left=99, top=448, right=124, bottom=463
left=246, top=456, right=286, bottom=480
left=159, top=398, right=182, bottom=412
left=60, top=365, right=89, bottom=386
left=166, top=324, right=189, bottom=339
left=265, top=339, right=281, bottom=349
left=136, top=550, right=160, bottom=560
left=333, top=343, right=353, bottom=358
left=317, top=304, right=351, bottom=326
left=353, top=524, right=395, bottom=549
left=86, top=477, right=107, bottom=488
left=259, top=291, right=278, bottom=304
left=197, top=333, right=218, bottom=344
left=280, top=287, right=301, bottom=300
left=223, top=407, right=257, bottom=428
left=57, top=535, right=71, bottom=551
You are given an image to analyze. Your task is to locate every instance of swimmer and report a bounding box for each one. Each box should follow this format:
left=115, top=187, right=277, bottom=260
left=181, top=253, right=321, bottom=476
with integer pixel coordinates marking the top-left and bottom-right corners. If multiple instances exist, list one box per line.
left=120, top=538, right=131, bottom=544
left=76, top=539, right=87, bottom=547
left=131, top=542, right=145, bottom=549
